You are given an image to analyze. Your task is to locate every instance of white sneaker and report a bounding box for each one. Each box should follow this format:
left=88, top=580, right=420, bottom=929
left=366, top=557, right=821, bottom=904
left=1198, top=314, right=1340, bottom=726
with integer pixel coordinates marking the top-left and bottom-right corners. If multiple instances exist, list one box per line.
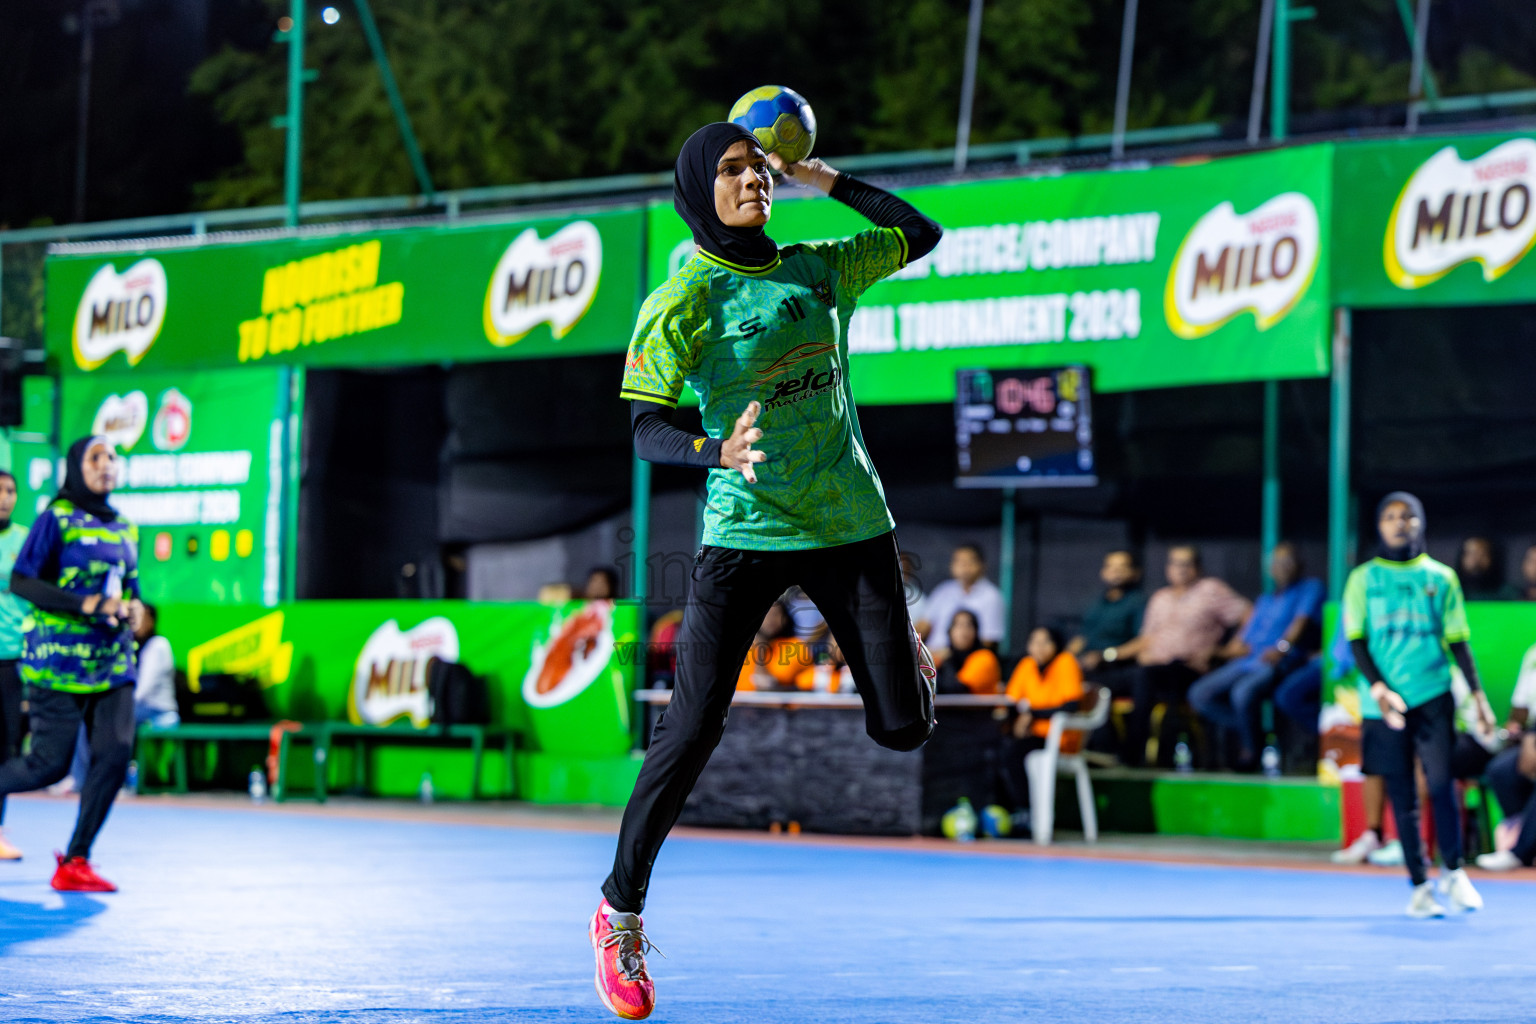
left=1406, top=881, right=1447, bottom=919
left=1441, top=867, right=1484, bottom=912
left=1331, top=830, right=1382, bottom=864
left=1368, top=839, right=1405, bottom=866
left=1476, top=850, right=1524, bottom=872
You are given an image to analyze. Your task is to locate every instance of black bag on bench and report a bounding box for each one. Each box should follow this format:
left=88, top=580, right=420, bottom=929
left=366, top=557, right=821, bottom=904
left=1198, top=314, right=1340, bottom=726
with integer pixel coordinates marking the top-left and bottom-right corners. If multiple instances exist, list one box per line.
left=178, top=672, right=269, bottom=722
left=428, top=658, right=490, bottom=726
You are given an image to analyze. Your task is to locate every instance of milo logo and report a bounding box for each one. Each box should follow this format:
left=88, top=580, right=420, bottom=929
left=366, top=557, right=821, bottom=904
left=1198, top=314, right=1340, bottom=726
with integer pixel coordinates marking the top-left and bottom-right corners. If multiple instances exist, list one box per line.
left=1385, top=138, right=1536, bottom=289
left=350, top=617, right=459, bottom=728
left=483, top=221, right=602, bottom=347
left=73, top=258, right=168, bottom=370
left=1164, top=192, right=1320, bottom=339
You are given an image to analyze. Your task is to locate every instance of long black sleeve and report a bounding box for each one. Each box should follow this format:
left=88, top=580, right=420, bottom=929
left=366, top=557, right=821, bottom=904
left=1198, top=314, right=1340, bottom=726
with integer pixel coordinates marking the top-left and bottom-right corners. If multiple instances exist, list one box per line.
left=12, top=573, right=87, bottom=616
left=829, top=173, right=943, bottom=261
left=1350, top=637, right=1386, bottom=688
left=1449, top=640, right=1483, bottom=694
left=631, top=400, right=722, bottom=469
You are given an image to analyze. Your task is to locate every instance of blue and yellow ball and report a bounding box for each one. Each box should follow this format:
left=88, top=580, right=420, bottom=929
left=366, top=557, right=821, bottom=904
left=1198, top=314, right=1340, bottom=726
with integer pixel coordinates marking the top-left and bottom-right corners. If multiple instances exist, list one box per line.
left=729, top=85, right=818, bottom=165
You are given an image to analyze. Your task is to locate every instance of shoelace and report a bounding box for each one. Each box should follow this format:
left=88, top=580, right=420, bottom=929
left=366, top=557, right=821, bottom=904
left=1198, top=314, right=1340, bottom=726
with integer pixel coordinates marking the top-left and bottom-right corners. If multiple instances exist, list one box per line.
left=601, top=923, right=665, bottom=982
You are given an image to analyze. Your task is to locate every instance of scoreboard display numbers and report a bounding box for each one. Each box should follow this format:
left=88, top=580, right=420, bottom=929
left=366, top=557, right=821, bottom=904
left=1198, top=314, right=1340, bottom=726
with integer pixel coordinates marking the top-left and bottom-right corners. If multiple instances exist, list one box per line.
left=954, top=366, right=1096, bottom=488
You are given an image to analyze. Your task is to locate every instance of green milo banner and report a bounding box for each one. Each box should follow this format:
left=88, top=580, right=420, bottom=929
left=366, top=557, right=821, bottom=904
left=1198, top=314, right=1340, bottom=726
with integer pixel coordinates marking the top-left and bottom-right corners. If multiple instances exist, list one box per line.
left=160, top=599, right=639, bottom=753
left=647, top=145, right=1334, bottom=402
left=60, top=368, right=292, bottom=606
left=45, top=207, right=645, bottom=373
left=1332, top=132, right=1536, bottom=308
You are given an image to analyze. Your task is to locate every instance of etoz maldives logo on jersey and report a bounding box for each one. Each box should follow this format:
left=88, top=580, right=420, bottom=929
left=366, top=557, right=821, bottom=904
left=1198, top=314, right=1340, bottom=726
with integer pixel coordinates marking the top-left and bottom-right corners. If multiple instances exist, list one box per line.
left=72, top=258, right=168, bottom=370
left=483, top=221, right=602, bottom=347
left=758, top=341, right=841, bottom=410
left=1164, top=193, right=1320, bottom=339
left=1385, top=138, right=1536, bottom=289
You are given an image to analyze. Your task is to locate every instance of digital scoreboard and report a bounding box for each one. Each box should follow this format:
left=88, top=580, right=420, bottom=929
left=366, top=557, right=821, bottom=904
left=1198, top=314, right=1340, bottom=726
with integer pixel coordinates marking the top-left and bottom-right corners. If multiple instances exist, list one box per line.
left=954, top=366, right=1096, bottom=488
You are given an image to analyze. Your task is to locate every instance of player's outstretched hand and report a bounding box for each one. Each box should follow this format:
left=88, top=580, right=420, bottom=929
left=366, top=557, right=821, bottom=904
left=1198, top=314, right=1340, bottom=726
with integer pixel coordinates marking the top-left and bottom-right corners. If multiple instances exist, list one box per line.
left=721, top=401, right=767, bottom=484
left=767, top=153, right=838, bottom=194
left=1371, top=681, right=1408, bottom=731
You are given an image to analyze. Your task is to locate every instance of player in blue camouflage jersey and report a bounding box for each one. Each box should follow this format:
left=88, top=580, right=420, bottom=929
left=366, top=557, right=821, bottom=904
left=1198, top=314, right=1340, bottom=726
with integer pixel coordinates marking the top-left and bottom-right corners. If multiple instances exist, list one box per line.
left=0, top=436, right=144, bottom=892
left=590, top=121, right=942, bottom=1021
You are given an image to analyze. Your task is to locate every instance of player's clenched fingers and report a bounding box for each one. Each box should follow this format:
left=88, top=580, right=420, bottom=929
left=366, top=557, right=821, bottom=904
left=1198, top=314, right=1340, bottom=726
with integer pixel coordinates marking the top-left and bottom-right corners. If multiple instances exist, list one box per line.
left=744, top=428, right=763, bottom=444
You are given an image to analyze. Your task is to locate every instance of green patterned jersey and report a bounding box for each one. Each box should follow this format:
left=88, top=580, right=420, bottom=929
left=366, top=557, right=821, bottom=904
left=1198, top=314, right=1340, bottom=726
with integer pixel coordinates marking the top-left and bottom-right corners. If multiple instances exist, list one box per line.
left=15, top=501, right=140, bottom=693
left=1343, top=554, right=1468, bottom=715
left=0, top=522, right=30, bottom=659
left=621, top=227, right=907, bottom=550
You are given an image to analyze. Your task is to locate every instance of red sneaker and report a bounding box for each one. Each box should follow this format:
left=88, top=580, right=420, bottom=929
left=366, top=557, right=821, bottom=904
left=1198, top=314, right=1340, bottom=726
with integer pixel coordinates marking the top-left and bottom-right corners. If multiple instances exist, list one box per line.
left=50, top=852, right=117, bottom=893
left=589, top=901, right=658, bottom=1020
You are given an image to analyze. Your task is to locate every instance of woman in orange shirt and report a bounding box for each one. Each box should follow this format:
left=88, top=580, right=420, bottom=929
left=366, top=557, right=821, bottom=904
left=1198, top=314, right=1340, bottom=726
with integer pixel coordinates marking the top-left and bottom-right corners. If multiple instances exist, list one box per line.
left=1002, top=627, right=1085, bottom=811
left=737, top=601, right=815, bottom=691
left=933, top=610, right=1001, bottom=695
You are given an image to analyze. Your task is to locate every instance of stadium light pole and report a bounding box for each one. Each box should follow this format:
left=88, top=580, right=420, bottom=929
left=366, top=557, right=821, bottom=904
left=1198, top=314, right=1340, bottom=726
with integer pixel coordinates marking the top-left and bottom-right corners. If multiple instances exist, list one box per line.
left=1269, top=0, right=1316, bottom=142
left=631, top=456, right=650, bottom=602
left=1405, top=0, right=1432, bottom=132
left=1328, top=309, right=1353, bottom=602
left=1110, top=0, right=1139, bottom=160
left=953, top=0, right=984, bottom=172
left=352, top=0, right=436, bottom=200
left=1247, top=0, right=1275, bottom=145
left=273, top=0, right=313, bottom=227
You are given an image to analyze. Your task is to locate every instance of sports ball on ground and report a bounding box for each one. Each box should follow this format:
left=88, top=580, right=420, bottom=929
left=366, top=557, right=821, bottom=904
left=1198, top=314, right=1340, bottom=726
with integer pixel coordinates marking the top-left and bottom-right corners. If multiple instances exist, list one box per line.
left=729, top=85, right=818, bottom=165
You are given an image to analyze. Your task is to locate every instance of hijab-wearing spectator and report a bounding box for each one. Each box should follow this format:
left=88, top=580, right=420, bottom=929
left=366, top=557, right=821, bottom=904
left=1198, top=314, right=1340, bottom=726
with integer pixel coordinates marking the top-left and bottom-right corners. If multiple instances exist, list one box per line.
left=1000, top=626, right=1086, bottom=813
left=924, top=544, right=1005, bottom=653
left=933, top=610, right=1001, bottom=695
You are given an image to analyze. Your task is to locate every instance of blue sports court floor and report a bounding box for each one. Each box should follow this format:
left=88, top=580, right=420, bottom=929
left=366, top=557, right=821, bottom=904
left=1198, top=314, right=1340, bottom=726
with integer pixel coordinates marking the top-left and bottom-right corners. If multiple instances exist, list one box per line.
left=0, top=794, right=1532, bottom=1023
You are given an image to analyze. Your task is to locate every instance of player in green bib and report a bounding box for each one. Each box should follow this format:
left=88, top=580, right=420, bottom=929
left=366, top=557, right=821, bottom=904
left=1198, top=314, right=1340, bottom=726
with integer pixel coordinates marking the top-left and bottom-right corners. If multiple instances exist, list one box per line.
left=0, top=469, right=30, bottom=861
left=590, top=122, right=941, bottom=1021
left=1343, top=491, right=1493, bottom=918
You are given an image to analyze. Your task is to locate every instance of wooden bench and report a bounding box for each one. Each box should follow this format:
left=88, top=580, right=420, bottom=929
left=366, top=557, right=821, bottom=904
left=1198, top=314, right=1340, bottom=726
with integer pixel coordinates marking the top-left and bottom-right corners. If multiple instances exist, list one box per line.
left=314, top=722, right=516, bottom=803
left=135, top=721, right=326, bottom=801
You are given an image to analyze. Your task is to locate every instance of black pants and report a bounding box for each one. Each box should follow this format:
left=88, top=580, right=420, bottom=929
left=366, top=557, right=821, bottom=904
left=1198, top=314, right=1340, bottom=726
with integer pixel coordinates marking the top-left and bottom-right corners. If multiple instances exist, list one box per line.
left=1362, top=692, right=1460, bottom=886
left=603, top=532, right=934, bottom=913
left=0, top=684, right=134, bottom=859
left=1485, top=744, right=1536, bottom=864
left=1125, top=661, right=1200, bottom=767
left=0, top=660, right=22, bottom=825
left=1000, top=735, right=1047, bottom=810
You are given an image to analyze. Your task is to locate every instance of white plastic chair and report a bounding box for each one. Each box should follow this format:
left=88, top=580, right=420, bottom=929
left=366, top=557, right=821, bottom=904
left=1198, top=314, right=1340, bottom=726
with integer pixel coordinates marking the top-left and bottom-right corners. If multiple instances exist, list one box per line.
left=1024, top=685, right=1111, bottom=846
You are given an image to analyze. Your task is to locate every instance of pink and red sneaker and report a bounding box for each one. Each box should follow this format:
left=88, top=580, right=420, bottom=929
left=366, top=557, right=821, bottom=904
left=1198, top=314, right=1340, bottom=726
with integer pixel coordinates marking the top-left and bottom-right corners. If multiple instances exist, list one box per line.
left=589, top=900, right=658, bottom=1020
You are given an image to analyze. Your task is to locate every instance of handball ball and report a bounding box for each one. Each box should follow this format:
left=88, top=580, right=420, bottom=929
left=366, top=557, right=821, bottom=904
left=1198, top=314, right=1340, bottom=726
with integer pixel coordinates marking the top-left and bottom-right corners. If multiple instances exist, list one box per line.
left=980, top=804, right=1012, bottom=839
left=729, top=85, right=817, bottom=165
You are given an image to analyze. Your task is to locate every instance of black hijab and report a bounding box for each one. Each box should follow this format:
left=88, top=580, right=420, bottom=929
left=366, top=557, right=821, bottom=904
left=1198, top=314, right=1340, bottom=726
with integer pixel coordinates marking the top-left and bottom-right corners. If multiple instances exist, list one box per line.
left=935, top=610, right=984, bottom=694
left=53, top=435, right=118, bottom=522
left=674, top=122, right=778, bottom=269
left=1376, top=491, right=1425, bottom=561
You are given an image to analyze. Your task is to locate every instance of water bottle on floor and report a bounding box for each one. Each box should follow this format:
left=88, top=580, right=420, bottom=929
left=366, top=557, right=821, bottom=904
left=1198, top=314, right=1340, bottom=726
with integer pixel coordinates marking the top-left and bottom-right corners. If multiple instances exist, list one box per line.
left=1261, top=735, right=1282, bottom=777
left=419, top=772, right=435, bottom=805
left=1173, top=735, right=1193, bottom=773
left=122, top=761, right=138, bottom=796
left=248, top=768, right=267, bottom=804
